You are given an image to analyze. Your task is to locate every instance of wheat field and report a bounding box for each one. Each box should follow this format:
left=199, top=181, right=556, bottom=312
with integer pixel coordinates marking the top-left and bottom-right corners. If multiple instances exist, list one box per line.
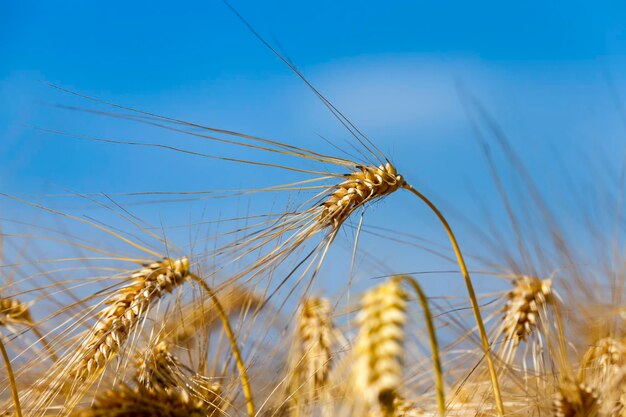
left=2, top=3, right=626, bottom=417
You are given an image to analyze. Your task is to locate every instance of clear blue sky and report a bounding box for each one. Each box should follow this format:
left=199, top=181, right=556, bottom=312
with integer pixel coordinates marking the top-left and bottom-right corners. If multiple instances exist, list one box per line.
left=1, top=1, right=626, bottom=299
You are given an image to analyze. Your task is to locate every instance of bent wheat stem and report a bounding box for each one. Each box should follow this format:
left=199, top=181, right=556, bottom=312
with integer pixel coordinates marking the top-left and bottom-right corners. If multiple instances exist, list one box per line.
left=0, top=336, right=22, bottom=417
left=396, top=275, right=445, bottom=417
left=189, top=274, right=254, bottom=417
left=403, top=183, right=504, bottom=416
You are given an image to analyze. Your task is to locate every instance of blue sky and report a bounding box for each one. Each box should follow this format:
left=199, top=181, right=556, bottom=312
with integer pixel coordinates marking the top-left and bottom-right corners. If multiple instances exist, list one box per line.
left=1, top=1, right=626, bottom=300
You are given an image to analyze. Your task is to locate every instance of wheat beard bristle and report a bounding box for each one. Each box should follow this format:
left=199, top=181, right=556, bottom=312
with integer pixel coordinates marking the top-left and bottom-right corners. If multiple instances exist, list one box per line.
left=502, top=275, right=552, bottom=343
left=0, top=297, right=33, bottom=326
left=321, top=162, right=404, bottom=229
left=353, top=279, right=408, bottom=416
left=70, top=257, right=190, bottom=381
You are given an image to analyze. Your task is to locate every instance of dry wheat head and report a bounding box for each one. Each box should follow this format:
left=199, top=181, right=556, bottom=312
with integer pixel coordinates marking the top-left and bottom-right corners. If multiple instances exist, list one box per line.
left=70, top=257, right=190, bottom=380
left=69, top=383, right=210, bottom=417
left=502, top=275, right=552, bottom=343
left=321, top=163, right=404, bottom=229
left=136, top=339, right=223, bottom=409
left=554, top=382, right=600, bottom=417
left=0, top=297, right=32, bottom=326
left=296, top=297, right=333, bottom=390
left=353, top=278, right=408, bottom=416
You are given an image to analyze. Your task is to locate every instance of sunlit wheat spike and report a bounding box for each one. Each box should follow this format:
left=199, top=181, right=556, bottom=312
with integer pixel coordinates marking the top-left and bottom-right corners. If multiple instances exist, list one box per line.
left=288, top=296, right=333, bottom=409
left=579, top=335, right=626, bottom=392
left=136, top=340, right=224, bottom=411
left=353, top=278, right=408, bottom=416
left=0, top=297, right=32, bottom=326
left=70, top=256, right=190, bottom=380
left=582, top=336, right=626, bottom=370
left=0, top=295, right=57, bottom=361
left=136, top=340, right=181, bottom=391
left=554, top=382, right=600, bottom=417
left=502, top=275, right=552, bottom=343
left=321, top=163, right=404, bottom=230
left=68, top=383, right=210, bottom=417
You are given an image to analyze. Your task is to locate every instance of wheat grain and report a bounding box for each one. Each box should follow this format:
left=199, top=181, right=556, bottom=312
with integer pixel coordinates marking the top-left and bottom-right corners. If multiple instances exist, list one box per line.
left=353, top=279, right=408, bottom=416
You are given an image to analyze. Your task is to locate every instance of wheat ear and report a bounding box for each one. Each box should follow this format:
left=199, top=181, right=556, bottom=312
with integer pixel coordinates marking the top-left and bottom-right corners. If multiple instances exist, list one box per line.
left=554, top=381, right=600, bottom=417
left=502, top=275, right=552, bottom=344
left=321, top=163, right=404, bottom=229
left=353, top=278, right=408, bottom=417
left=0, top=297, right=57, bottom=362
left=69, top=383, right=210, bottom=417
left=70, top=257, right=190, bottom=381
left=402, top=184, right=504, bottom=416
left=136, top=340, right=223, bottom=411
left=288, top=297, right=333, bottom=413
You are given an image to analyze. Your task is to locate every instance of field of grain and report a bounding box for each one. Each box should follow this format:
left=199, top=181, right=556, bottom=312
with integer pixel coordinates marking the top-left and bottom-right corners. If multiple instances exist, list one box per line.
left=2, top=3, right=625, bottom=417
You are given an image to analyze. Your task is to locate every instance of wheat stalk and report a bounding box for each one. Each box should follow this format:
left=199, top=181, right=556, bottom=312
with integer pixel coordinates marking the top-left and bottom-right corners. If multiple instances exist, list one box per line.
left=352, top=278, right=408, bottom=417
left=0, top=336, right=22, bottom=417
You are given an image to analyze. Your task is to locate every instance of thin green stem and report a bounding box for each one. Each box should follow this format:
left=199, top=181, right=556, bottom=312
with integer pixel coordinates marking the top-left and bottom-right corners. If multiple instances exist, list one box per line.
left=0, top=335, right=22, bottom=417
left=396, top=275, right=445, bottom=417
left=190, top=274, right=255, bottom=417
left=403, top=184, right=504, bottom=416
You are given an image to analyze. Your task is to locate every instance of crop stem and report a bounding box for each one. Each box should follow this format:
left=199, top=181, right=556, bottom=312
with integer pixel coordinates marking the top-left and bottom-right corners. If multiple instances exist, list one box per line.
left=396, top=275, right=445, bottom=417
left=0, top=335, right=22, bottom=417
left=189, top=274, right=255, bottom=417
left=403, top=183, right=504, bottom=417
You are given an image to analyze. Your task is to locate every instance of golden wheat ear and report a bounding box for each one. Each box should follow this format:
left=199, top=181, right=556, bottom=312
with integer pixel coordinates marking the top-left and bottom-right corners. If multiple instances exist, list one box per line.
left=0, top=296, right=57, bottom=362
left=579, top=336, right=626, bottom=383
left=136, top=340, right=225, bottom=413
left=554, top=381, right=600, bottom=417
left=68, top=383, right=212, bottom=417
left=492, top=274, right=555, bottom=369
left=286, top=296, right=334, bottom=416
left=352, top=278, right=408, bottom=417
left=68, top=257, right=191, bottom=382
